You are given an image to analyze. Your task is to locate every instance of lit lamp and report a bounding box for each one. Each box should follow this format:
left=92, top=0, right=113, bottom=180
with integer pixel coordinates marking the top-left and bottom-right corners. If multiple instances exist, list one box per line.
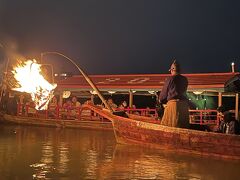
left=148, top=91, right=155, bottom=95
left=108, top=91, right=116, bottom=95
left=90, top=90, right=98, bottom=95
left=231, top=62, right=235, bottom=73
left=193, top=91, right=203, bottom=95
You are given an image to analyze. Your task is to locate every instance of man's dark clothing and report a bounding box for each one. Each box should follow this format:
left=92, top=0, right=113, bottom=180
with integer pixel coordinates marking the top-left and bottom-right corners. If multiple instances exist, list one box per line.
left=219, top=120, right=240, bottom=135
left=159, top=74, right=188, bottom=104
left=218, top=112, right=240, bottom=135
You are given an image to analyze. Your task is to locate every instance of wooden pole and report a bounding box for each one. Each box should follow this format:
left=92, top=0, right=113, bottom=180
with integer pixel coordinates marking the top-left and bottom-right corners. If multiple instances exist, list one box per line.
left=41, top=52, right=113, bottom=112
left=218, top=92, right=222, bottom=107
left=129, top=90, right=133, bottom=108
left=59, top=91, right=63, bottom=107
left=0, top=58, right=9, bottom=105
left=235, top=93, right=239, bottom=121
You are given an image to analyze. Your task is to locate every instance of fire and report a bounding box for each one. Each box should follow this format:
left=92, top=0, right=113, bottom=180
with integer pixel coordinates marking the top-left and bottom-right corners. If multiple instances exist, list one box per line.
left=12, top=59, right=57, bottom=110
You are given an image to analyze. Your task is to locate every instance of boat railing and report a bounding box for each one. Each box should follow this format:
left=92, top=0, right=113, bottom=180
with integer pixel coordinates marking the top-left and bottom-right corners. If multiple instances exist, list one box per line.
left=16, top=103, right=222, bottom=126
left=16, top=103, right=108, bottom=121
left=189, top=109, right=220, bottom=125
left=116, top=108, right=158, bottom=118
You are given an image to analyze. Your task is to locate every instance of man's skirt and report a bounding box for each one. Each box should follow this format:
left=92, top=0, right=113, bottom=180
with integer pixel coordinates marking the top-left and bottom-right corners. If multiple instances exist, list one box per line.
left=160, top=99, right=190, bottom=128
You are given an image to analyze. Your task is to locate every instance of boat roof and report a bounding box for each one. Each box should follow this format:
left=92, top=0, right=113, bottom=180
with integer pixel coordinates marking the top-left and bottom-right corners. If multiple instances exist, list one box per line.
left=56, top=72, right=239, bottom=94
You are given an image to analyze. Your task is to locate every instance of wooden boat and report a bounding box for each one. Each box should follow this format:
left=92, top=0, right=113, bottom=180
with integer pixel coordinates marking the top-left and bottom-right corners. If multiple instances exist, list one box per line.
left=85, top=104, right=240, bottom=160
left=0, top=106, right=113, bottom=131
left=1, top=114, right=113, bottom=130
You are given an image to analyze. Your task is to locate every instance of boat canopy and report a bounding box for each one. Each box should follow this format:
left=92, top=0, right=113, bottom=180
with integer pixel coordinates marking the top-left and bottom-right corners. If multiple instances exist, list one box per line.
left=57, top=72, right=239, bottom=94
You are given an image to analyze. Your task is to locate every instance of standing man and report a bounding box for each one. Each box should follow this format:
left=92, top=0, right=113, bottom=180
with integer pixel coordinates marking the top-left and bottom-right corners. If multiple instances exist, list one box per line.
left=159, top=60, right=189, bottom=128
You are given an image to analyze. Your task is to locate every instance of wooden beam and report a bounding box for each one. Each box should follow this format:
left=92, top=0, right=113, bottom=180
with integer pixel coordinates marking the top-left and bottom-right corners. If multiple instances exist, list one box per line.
left=59, top=92, right=63, bottom=106
left=235, top=93, right=239, bottom=121
left=129, top=90, right=133, bottom=108
left=218, top=92, right=222, bottom=107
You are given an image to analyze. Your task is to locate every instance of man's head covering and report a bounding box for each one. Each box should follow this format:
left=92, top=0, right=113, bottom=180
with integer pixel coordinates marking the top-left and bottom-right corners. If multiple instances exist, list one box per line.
left=223, top=111, right=234, bottom=123
left=217, top=105, right=227, bottom=113
left=169, top=60, right=180, bottom=73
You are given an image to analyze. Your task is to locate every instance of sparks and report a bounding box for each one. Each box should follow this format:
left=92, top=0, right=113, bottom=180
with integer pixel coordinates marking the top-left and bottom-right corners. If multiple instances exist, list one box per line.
left=12, top=59, right=57, bottom=110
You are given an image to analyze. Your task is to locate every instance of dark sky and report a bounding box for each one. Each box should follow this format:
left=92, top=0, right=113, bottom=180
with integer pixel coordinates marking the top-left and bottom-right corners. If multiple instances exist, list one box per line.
left=0, top=0, right=240, bottom=74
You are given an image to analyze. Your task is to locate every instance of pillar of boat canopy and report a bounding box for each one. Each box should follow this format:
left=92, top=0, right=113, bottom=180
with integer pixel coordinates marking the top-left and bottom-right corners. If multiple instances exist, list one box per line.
left=218, top=92, right=222, bottom=107
left=129, top=90, right=133, bottom=108
left=59, top=92, right=63, bottom=106
left=235, top=93, right=239, bottom=120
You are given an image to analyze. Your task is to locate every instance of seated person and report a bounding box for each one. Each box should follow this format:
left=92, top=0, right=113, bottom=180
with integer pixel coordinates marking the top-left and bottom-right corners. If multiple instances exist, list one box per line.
left=48, top=96, right=58, bottom=118
left=118, top=100, right=128, bottom=110
left=6, top=95, right=18, bottom=115
left=107, top=98, right=118, bottom=110
left=61, top=99, right=73, bottom=119
left=132, top=105, right=140, bottom=115
left=84, top=99, right=93, bottom=105
left=218, top=111, right=240, bottom=135
left=25, top=100, right=37, bottom=116
left=71, top=96, right=81, bottom=118
left=63, top=99, right=73, bottom=109
left=72, top=96, right=81, bottom=107
left=18, top=94, right=26, bottom=115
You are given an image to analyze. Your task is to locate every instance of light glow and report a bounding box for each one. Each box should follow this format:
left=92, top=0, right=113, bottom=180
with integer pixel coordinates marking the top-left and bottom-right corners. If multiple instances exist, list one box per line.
left=12, top=60, right=57, bottom=110
left=193, top=91, right=203, bottom=95
left=108, top=91, right=116, bottom=94
left=148, top=91, right=155, bottom=95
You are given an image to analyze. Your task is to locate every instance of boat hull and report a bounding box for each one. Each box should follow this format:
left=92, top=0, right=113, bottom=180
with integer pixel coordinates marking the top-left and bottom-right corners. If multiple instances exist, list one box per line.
left=111, top=116, right=240, bottom=160
left=1, top=114, right=113, bottom=131
left=52, top=104, right=240, bottom=160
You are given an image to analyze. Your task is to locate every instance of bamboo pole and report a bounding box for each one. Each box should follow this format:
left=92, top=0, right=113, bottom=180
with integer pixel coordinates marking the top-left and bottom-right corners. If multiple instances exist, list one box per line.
left=41, top=52, right=113, bottom=112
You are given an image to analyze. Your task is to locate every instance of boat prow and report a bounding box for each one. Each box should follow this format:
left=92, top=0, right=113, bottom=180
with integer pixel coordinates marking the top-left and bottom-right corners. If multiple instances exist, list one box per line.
left=86, top=104, right=240, bottom=160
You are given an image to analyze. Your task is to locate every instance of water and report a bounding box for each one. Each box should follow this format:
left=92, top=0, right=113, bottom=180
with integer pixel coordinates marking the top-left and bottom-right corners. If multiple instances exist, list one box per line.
left=0, top=124, right=239, bottom=180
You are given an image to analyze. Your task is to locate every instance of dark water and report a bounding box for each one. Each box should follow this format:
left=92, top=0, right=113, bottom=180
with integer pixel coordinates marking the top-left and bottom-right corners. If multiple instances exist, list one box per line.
left=0, top=124, right=240, bottom=180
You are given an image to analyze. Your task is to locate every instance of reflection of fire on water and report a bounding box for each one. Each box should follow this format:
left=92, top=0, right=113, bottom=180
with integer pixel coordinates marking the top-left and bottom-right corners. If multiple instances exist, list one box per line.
left=12, top=59, right=57, bottom=110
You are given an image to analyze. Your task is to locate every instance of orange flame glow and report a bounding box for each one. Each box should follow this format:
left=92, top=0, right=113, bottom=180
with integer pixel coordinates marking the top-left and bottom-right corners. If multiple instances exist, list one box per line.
left=12, top=60, right=57, bottom=110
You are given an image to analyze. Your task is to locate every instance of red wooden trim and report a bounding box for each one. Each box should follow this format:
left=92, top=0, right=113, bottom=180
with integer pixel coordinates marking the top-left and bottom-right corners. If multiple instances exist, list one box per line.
left=70, top=72, right=239, bottom=78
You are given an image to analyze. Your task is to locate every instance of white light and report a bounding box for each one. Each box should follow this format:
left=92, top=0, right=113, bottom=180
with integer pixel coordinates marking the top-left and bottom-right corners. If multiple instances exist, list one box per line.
left=148, top=91, right=155, bottom=95
left=108, top=91, right=116, bottom=94
left=231, top=62, right=235, bottom=73
left=90, top=90, right=98, bottom=95
left=62, top=91, right=71, bottom=98
left=193, top=91, right=203, bottom=95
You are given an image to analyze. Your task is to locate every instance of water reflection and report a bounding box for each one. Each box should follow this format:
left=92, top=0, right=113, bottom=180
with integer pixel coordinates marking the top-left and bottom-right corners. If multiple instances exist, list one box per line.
left=0, top=124, right=240, bottom=179
left=58, top=142, right=69, bottom=174
left=101, top=144, right=240, bottom=180
left=86, top=150, right=98, bottom=179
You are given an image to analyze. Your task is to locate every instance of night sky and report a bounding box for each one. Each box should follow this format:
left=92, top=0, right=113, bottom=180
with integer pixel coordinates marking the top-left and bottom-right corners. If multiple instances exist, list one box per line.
left=0, top=0, right=240, bottom=74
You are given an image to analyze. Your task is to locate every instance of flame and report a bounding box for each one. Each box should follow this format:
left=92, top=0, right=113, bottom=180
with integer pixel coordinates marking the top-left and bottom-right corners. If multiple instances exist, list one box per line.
left=12, top=59, right=57, bottom=110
